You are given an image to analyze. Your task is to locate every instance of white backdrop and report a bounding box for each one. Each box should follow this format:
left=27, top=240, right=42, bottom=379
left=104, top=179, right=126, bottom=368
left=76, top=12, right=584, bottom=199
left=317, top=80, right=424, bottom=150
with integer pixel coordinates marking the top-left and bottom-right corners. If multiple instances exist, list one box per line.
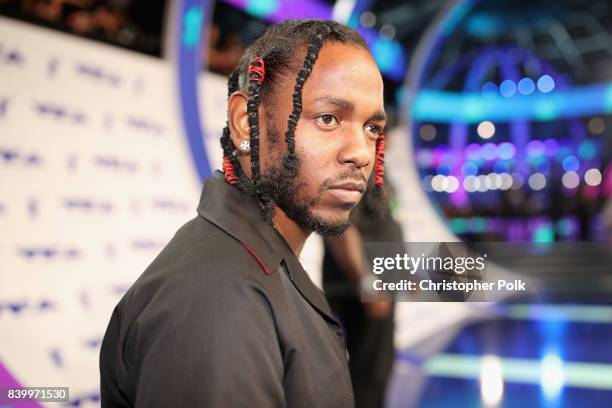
left=0, top=17, right=205, bottom=406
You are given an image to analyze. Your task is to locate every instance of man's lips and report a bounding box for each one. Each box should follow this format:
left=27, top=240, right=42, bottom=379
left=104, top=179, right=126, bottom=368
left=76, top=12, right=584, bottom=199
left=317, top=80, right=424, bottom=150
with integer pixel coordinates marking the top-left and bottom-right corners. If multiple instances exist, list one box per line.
left=328, top=181, right=367, bottom=193
left=327, top=181, right=366, bottom=203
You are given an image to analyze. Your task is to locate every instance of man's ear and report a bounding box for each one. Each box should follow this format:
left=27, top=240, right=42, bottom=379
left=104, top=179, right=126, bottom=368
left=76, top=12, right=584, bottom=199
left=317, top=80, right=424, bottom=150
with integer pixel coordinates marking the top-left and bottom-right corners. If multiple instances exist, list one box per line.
left=228, top=91, right=249, bottom=150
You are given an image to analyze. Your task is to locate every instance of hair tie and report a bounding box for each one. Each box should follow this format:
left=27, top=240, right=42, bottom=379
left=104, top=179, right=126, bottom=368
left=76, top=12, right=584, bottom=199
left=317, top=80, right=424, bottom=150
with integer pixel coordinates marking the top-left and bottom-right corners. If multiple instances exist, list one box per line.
left=223, top=156, right=239, bottom=185
left=374, top=134, right=385, bottom=186
left=248, top=57, right=265, bottom=83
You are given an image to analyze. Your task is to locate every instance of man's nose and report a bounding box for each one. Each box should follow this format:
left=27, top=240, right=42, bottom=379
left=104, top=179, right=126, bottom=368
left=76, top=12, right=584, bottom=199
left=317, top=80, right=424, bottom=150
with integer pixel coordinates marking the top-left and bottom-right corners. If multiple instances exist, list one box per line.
left=338, top=126, right=372, bottom=168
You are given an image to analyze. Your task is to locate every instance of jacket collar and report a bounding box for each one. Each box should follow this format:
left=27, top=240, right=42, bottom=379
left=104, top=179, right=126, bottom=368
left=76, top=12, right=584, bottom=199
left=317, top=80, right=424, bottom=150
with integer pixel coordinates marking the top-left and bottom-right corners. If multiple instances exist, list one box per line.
left=197, top=172, right=337, bottom=324
left=197, top=171, right=284, bottom=274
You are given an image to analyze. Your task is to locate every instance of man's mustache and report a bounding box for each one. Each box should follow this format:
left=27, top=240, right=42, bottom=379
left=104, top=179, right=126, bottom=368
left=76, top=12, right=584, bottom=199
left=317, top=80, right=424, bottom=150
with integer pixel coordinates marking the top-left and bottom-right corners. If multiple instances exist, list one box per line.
left=319, top=169, right=367, bottom=193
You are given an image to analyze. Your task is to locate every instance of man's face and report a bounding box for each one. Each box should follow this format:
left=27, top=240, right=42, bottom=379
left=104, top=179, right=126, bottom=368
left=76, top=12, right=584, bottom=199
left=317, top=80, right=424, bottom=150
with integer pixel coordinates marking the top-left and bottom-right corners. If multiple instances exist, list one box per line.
left=259, top=42, right=386, bottom=235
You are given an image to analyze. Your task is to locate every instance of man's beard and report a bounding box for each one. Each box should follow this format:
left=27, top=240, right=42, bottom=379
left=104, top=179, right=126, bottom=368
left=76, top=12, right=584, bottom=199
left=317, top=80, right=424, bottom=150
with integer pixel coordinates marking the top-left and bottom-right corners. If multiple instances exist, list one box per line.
left=260, top=151, right=359, bottom=236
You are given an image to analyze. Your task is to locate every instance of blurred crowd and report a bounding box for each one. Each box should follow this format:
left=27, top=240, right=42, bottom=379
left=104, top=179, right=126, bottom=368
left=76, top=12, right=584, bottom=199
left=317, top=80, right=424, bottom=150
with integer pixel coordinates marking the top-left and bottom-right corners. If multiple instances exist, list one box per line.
left=0, top=0, right=165, bottom=55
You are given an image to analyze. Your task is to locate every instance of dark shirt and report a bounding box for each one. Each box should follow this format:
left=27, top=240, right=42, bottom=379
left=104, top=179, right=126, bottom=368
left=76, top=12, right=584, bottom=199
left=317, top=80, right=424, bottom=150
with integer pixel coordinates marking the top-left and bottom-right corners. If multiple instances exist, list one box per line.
left=100, top=171, right=354, bottom=407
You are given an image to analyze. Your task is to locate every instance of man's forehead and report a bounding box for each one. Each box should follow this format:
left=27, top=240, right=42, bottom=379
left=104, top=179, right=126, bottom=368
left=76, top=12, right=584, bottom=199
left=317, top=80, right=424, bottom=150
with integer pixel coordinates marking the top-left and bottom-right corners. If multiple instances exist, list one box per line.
left=302, top=43, right=384, bottom=104
left=263, top=42, right=384, bottom=116
left=312, top=44, right=381, bottom=81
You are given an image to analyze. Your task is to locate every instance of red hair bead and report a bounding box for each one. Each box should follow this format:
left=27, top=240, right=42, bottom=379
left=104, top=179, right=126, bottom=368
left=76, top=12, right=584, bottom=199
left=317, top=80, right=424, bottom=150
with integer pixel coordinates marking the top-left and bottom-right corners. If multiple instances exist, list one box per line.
left=223, top=156, right=239, bottom=185
left=374, top=134, right=385, bottom=187
left=248, top=57, right=265, bottom=83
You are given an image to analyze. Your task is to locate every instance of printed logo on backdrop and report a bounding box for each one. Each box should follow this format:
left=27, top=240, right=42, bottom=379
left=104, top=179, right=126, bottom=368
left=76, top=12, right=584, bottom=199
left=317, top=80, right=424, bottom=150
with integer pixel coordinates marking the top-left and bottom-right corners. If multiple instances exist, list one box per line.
left=0, top=16, right=204, bottom=404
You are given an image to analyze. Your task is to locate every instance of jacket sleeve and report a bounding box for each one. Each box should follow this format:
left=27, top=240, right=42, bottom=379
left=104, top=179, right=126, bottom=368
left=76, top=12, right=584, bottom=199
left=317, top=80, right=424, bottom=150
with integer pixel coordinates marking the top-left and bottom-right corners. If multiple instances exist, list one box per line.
left=125, top=277, right=286, bottom=407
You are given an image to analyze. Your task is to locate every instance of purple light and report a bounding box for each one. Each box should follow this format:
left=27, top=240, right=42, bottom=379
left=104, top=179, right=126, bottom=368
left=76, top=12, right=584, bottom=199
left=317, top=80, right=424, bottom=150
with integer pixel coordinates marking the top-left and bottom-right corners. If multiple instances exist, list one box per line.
left=432, top=145, right=446, bottom=166
left=416, top=149, right=434, bottom=167
left=482, top=143, right=497, bottom=160
left=465, top=143, right=481, bottom=161
left=544, top=139, right=560, bottom=156
left=222, top=0, right=331, bottom=21
left=527, top=140, right=545, bottom=157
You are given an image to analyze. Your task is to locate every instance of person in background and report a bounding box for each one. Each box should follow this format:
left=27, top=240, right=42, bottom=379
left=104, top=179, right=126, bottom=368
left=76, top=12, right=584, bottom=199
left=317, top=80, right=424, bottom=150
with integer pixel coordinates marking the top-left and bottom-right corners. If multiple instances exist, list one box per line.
left=323, top=174, right=404, bottom=408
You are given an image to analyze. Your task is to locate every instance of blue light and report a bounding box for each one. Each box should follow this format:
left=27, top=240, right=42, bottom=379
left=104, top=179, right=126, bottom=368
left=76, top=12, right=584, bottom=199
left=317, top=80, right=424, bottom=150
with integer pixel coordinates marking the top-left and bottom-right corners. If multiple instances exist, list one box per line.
left=493, top=160, right=511, bottom=173
left=372, top=37, right=404, bottom=78
left=499, top=80, right=517, bottom=97
left=481, top=82, right=498, bottom=95
left=466, top=13, right=500, bottom=37
left=412, top=81, right=612, bottom=123
left=498, top=142, right=516, bottom=160
left=461, top=162, right=478, bottom=176
left=463, top=95, right=484, bottom=121
left=578, top=140, right=597, bottom=160
left=562, top=155, right=580, bottom=172
left=518, top=77, right=536, bottom=95
left=182, top=6, right=203, bottom=48
left=537, top=75, right=555, bottom=93
left=347, top=14, right=359, bottom=29
left=556, top=218, right=575, bottom=236
left=606, top=84, right=612, bottom=113
left=534, top=95, right=562, bottom=120
left=534, top=159, right=551, bottom=174
left=556, top=146, right=571, bottom=161
left=437, top=163, right=452, bottom=176
left=245, top=0, right=279, bottom=18
left=449, top=218, right=467, bottom=233
left=533, top=224, right=554, bottom=243
left=541, top=352, right=565, bottom=402
left=178, top=0, right=213, bottom=183
left=395, top=86, right=406, bottom=105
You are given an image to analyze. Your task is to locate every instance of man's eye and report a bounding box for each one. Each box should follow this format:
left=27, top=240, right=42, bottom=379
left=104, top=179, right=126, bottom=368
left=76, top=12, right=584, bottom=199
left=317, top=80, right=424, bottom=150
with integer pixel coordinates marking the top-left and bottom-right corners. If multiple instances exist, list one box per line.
left=365, top=124, right=383, bottom=137
left=316, top=114, right=339, bottom=127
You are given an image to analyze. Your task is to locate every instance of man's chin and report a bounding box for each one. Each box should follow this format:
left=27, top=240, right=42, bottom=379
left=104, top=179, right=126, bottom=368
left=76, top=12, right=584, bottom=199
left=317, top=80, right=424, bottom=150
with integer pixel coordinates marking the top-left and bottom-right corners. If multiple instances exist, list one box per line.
left=303, top=211, right=351, bottom=236
left=312, top=220, right=351, bottom=236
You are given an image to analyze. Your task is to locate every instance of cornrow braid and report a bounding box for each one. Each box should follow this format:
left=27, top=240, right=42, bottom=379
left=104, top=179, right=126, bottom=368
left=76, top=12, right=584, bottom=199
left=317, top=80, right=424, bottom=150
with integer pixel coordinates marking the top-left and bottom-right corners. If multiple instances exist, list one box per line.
left=281, top=27, right=329, bottom=178
left=245, top=57, right=275, bottom=219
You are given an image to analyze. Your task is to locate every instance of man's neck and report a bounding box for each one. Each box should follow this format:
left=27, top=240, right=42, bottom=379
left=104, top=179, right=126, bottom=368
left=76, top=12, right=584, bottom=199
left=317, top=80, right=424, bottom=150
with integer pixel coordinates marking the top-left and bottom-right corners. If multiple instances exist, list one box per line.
left=272, top=207, right=311, bottom=257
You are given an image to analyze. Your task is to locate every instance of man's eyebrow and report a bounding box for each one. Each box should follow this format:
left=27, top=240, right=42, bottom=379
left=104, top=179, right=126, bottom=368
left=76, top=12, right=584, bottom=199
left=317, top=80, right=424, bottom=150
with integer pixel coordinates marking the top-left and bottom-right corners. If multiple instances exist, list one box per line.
left=314, top=96, right=354, bottom=110
left=314, top=96, right=387, bottom=122
left=370, top=111, right=387, bottom=122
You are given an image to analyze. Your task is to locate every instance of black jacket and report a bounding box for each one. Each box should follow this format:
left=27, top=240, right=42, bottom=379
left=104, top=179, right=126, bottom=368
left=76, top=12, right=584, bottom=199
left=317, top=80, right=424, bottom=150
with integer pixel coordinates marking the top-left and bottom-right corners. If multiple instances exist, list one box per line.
left=100, top=171, right=355, bottom=407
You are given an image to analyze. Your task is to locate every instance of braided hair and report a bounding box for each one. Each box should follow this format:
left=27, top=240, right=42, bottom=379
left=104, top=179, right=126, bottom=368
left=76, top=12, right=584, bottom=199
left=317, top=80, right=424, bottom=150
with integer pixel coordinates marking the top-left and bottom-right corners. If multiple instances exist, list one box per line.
left=220, top=19, right=386, bottom=221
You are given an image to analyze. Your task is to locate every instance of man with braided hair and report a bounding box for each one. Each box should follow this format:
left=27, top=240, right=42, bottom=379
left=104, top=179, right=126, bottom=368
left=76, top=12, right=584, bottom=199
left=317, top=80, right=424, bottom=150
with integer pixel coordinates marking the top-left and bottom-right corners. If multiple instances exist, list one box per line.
left=101, top=19, right=387, bottom=408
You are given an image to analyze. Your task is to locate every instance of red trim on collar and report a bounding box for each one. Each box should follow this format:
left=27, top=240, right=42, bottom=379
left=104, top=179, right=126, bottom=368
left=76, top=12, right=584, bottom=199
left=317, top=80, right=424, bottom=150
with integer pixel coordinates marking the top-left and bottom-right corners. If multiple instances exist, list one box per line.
left=240, top=241, right=271, bottom=275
